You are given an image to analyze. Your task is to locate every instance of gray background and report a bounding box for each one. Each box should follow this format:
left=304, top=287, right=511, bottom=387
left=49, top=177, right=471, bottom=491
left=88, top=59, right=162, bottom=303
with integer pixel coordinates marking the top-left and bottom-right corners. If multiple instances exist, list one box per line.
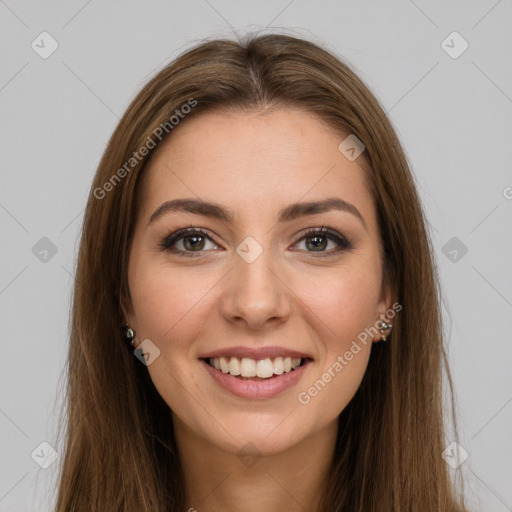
left=1, top=1, right=511, bottom=511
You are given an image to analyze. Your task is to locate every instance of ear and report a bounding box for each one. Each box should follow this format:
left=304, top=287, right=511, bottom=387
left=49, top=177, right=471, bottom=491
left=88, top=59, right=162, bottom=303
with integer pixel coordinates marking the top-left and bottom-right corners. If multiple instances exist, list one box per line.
left=372, top=281, right=397, bottom=342
left=120, top=286, right=135, bottom=328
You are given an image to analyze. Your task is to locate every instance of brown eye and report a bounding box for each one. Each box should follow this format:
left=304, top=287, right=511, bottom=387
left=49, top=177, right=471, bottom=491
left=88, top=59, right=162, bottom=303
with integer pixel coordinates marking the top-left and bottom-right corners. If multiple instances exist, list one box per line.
left=293, top=227, right=352, bottom=255
left=160, top=228, right=219, bottom=257
left=181, top=234, right=206, bottom=251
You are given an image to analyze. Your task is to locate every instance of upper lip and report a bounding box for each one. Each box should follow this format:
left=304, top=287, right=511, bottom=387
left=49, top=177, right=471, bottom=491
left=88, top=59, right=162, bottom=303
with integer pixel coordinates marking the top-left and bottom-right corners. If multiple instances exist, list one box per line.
left=199, top=346, right=313, bottom=360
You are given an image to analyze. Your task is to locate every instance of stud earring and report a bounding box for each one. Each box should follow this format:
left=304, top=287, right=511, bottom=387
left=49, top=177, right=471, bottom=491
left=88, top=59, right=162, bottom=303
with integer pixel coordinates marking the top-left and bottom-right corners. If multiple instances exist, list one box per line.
left=378, top=320, right=393, bottom=341
left=124, top=324, right=135, bottom=347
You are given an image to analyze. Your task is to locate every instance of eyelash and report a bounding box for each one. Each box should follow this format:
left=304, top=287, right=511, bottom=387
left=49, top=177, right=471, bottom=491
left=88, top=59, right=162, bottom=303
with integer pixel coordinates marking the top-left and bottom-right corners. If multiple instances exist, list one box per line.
left=159, top=226, right=352, bottom=258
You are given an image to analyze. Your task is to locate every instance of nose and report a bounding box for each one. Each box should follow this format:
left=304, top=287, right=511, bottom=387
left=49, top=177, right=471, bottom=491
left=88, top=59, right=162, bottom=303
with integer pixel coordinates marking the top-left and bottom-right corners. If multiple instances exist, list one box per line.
left=219, top=246, right=291, bottom=330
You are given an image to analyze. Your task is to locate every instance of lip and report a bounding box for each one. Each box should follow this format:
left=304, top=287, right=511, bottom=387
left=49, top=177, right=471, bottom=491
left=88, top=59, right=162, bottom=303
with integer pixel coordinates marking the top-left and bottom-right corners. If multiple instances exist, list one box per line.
left=200, top=358, right=312, bottom=399
left=198, top=345, right=313, bottom=360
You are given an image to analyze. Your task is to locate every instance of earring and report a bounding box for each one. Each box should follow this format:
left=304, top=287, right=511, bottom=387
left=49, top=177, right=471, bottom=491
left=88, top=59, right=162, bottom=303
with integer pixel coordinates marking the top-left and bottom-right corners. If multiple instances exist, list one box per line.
left=124, top=324, right=135, bottom=347
left=378, top=320, right=393, bottom=341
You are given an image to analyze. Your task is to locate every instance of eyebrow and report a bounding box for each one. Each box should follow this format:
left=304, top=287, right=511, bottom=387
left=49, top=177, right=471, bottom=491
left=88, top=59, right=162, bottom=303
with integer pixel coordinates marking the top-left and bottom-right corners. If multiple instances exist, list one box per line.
left=148, top=197, right=367, bottom=230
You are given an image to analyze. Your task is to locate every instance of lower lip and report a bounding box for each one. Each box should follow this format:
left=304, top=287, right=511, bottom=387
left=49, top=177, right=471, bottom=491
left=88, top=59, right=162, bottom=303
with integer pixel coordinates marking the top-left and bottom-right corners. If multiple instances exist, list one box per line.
left=200, top=359, right=310, bottom=399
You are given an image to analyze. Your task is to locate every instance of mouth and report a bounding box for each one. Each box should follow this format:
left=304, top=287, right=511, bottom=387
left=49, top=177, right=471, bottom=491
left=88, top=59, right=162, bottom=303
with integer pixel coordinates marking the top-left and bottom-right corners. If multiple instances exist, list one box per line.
left=198, top=347, right=314, bottom=399
left=200, top=355, right=312, bottom=399
left=201, top=355, right=312, bottom=380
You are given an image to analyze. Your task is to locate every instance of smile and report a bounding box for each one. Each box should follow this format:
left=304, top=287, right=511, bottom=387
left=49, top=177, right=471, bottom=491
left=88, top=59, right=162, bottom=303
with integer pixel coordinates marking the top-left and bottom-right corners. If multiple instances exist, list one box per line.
left=200, top=355, right=312, bottom=399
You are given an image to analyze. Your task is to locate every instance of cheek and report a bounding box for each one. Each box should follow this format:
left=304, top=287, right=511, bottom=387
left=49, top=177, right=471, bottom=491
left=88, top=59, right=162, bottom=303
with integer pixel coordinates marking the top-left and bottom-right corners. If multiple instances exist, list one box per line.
left=291, top=263, right=379, bottom=409
left=292, top=259, right=382, bottom=343
left=128, top=261, right=218, bottom=418
left=129, top=256, right=218, bottom=346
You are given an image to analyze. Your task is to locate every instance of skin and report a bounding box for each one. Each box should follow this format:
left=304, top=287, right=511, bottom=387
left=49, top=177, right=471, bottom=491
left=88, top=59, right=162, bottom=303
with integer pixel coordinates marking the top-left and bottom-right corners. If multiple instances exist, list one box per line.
left=125, top=107, right=394, bottom=512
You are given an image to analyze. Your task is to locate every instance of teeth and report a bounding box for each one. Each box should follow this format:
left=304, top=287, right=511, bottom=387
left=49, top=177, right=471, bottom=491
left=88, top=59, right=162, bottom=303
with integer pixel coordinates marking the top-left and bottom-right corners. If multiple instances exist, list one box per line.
left=208, top=356, right=303, bottom=378
left=240, top=358, right=256, bottom=377
left=228, top=357, right=241, bottom=376
left=273, top=357, right=284, bottom=375
left=256, top=358, right=273, bottom=378
left=219, top=357, right=229, bottom=373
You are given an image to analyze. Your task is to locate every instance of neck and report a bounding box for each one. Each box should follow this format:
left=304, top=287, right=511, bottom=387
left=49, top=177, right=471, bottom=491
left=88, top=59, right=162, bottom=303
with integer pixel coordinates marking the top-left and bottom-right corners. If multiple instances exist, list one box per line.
left=173, top=417, right=338, bottom=512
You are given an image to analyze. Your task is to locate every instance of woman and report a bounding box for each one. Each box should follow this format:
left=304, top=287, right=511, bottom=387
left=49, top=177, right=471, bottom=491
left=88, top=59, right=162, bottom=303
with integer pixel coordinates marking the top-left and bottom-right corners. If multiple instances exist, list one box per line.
left=55, top=33, right=468, bottom=511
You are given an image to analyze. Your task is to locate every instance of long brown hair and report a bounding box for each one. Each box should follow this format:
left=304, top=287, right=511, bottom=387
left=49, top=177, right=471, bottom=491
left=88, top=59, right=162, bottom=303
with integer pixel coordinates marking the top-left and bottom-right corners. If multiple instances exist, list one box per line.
left=54, top=33, right=468, bottom=511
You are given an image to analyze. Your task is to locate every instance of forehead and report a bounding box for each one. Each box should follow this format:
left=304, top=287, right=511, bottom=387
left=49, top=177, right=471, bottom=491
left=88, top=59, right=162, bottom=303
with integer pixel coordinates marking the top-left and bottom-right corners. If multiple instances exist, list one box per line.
left=139, top=108, right=375, bottom=230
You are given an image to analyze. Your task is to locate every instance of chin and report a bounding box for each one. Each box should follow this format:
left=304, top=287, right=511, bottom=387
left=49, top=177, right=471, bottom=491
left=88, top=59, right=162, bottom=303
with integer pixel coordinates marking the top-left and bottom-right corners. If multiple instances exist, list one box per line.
left=176, top=405, right=313, bottom=457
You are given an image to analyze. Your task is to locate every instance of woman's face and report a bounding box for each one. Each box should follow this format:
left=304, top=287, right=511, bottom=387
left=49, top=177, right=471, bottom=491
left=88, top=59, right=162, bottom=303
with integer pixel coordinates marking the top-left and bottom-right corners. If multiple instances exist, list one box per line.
left=126, top=107, right=392, bottom=455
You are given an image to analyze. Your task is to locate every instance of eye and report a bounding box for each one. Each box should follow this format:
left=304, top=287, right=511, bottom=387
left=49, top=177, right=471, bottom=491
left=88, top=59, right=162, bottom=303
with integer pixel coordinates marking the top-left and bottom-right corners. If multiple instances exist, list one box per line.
left=159, top=227, right=220, bottom=257
left=292, top=227, right=352, bottom=255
